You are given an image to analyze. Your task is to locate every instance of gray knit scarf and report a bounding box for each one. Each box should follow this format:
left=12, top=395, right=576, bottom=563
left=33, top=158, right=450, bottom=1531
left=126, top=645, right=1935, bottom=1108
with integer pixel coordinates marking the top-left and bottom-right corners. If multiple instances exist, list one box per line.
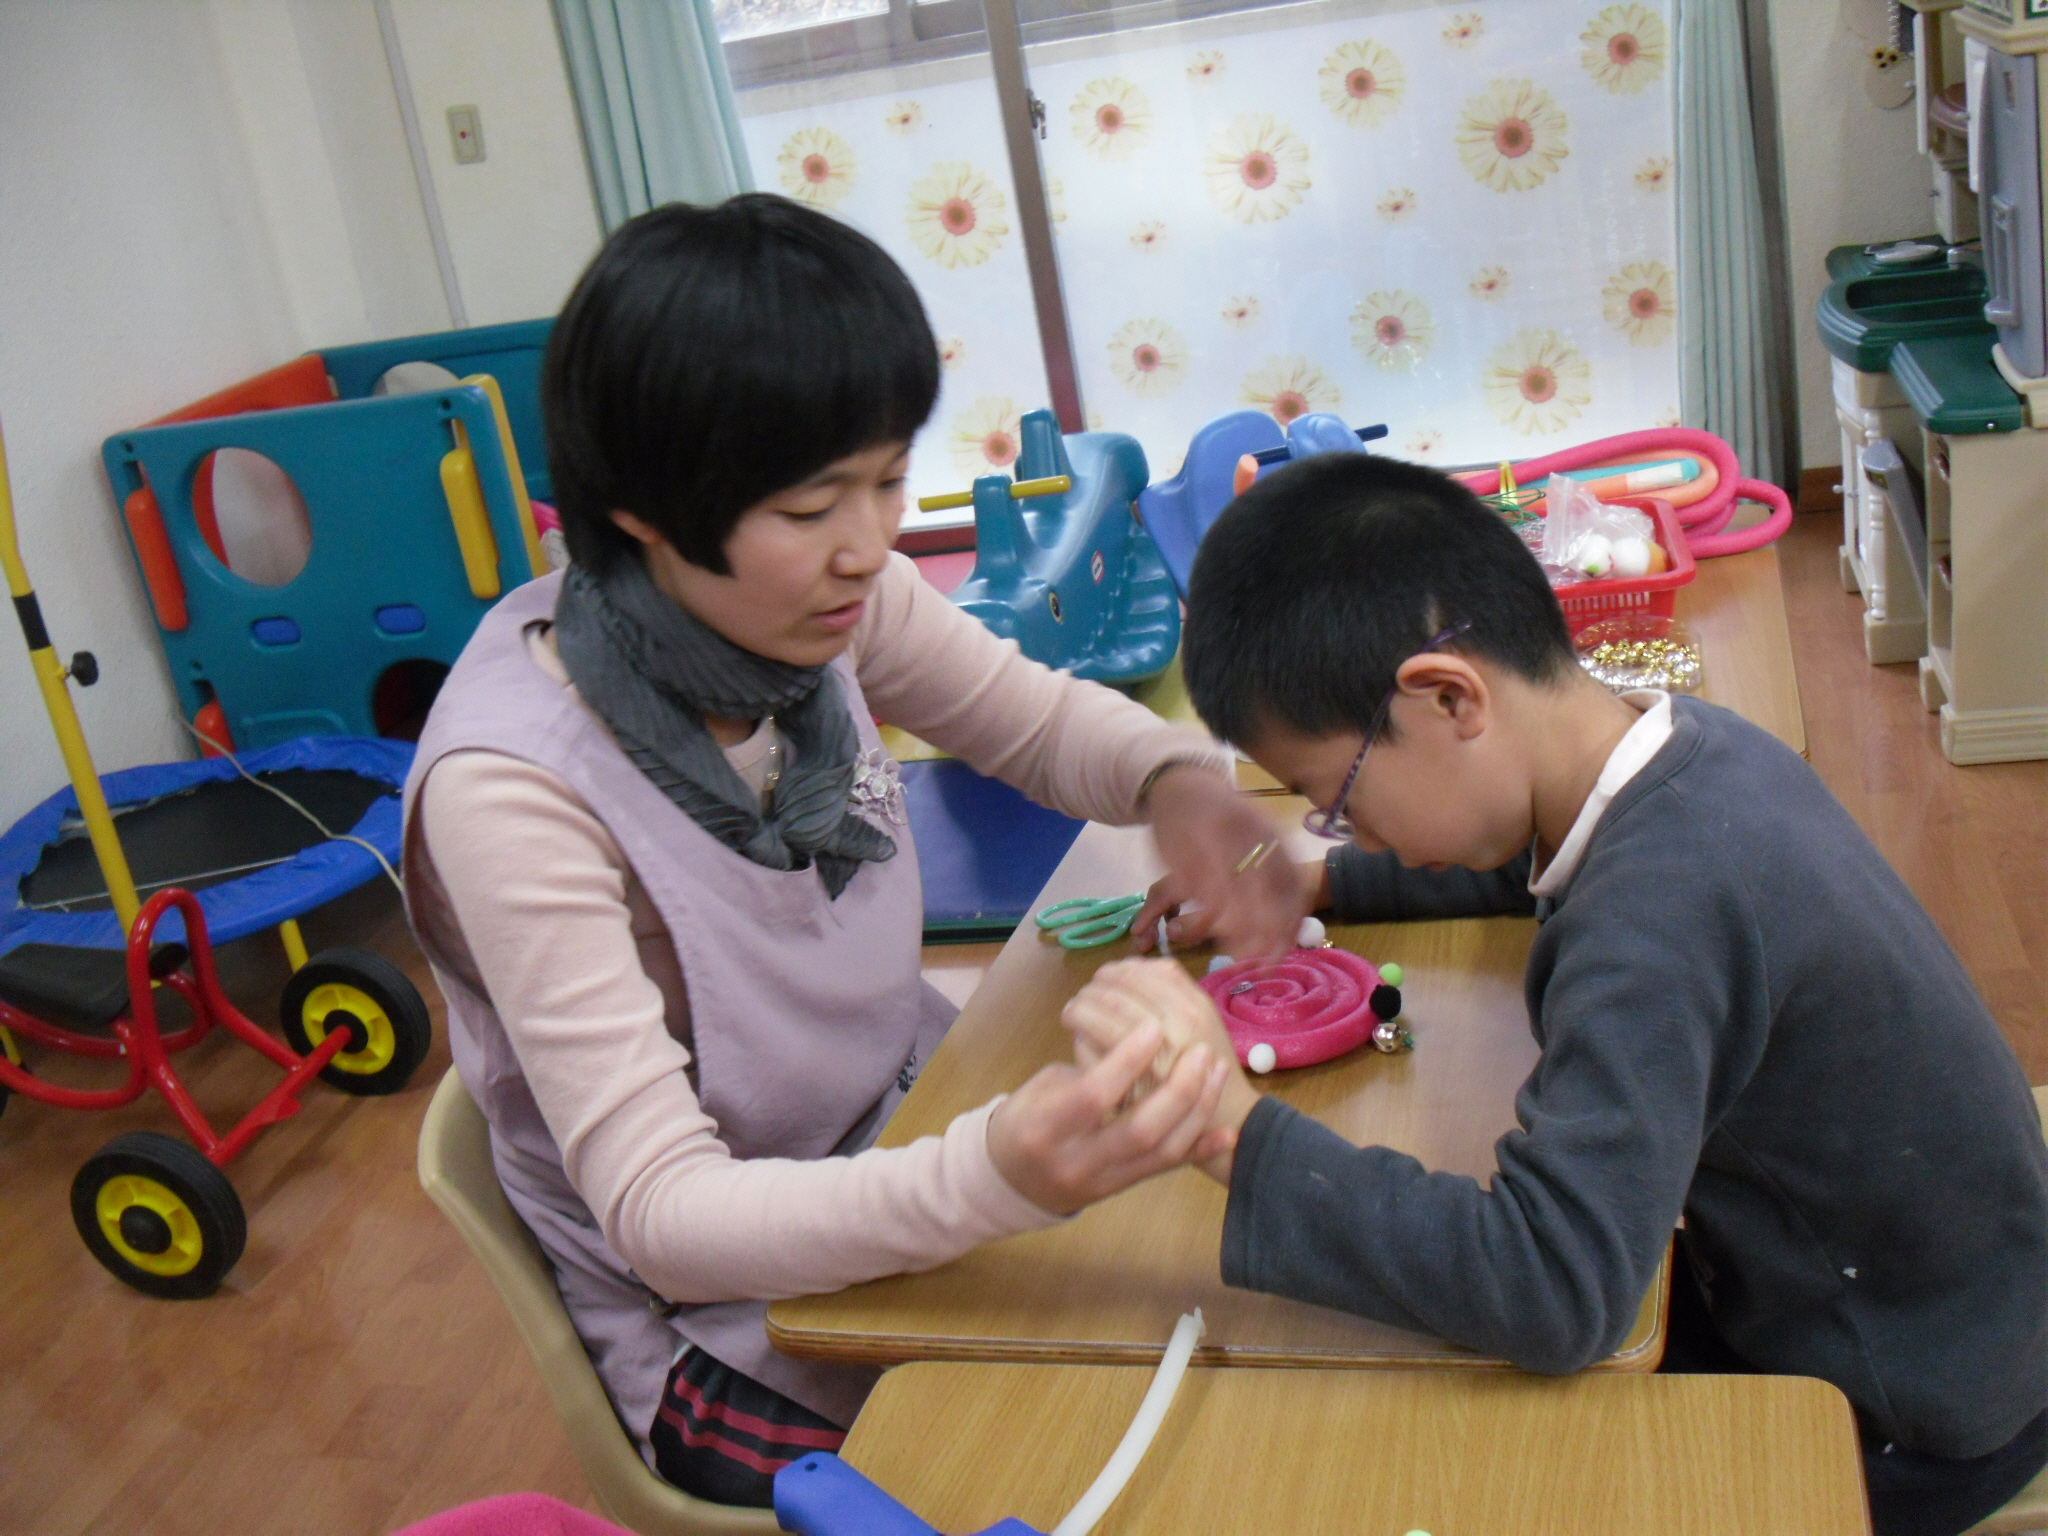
left=552, top=556, right=894, bottom=899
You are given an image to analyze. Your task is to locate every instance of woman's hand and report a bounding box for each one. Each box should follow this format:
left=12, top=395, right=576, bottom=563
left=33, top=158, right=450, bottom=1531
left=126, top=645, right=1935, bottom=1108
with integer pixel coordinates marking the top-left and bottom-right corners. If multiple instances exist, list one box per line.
left=1062, top=959, right=1262, bottom=1185
left=1137, top=765, right=1307, bottom=962
left=987, top=1023, right=1235, bottom=1215
left=1135, top=860, right=1330, bottom=956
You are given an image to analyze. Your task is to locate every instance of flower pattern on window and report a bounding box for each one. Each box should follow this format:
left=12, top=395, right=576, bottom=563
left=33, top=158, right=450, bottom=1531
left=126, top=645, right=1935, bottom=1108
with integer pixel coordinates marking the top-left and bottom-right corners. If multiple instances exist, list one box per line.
left=1376, top=187, right=1419, bottom=222
left=1071, top=77, right=1153, bottom=161
left=1483, top=329, right=1592, bottom=435
left=1220, top=294, right=1262, bottom=328
left=906, top=162, right=1011, bottom=268
left=777, top=127, right=857, bottom=209
left=738, top=1, right=1675, bottom=492
left=1241, top=355, right=1340, bottom=426
left=1351, top=291, right=1434, bottom=368
left=949, top=396, right=1024, bottom=477
left=1470, top=265, right=1511, bottom=301
left=1456, top=79, right=1570, bottom=192
left=1442, top=12, right=1484, bottom=47
left=1603, top=260, right=1676, bottom=345
left=1319, top=40, right=1405, bottom=128
left=1204, top=114, right=1311, bottom=223
left=1654, top=406, right=1683, bottom=428
left=1107, top=319, right=1190, bottom=397
left=1582, top=5, right=1669, bottom=95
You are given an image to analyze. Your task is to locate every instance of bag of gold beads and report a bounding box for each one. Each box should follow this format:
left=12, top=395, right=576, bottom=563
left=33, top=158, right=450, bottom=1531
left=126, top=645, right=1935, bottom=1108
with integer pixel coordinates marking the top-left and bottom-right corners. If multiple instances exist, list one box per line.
left=1575, top=615, right=1704, bottom=694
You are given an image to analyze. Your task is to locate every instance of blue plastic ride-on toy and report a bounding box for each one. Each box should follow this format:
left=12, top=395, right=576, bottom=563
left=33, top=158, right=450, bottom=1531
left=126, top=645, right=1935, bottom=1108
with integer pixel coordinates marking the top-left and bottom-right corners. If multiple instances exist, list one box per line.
left=1135, top=411, right=1387, bottom=597
left=937, top=411, right=1178, bottom=687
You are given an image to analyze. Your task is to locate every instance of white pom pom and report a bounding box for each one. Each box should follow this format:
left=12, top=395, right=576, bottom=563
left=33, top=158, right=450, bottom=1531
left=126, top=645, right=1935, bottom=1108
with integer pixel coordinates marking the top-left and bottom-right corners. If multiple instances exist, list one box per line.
left=1207, top=955, right=1234, bottom=974
left=1609, top=535, right=1653, bottom=579
left=1246, top=1042, right=1277, bottom=1074
left=1296, top=916, right=1326, bottom=948
left=1573, top=533, right=1614, bottom=579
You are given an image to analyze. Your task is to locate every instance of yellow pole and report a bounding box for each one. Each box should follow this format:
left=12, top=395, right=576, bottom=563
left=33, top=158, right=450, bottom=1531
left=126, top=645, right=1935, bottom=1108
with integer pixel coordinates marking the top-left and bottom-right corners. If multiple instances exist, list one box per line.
left=916, top=474, right=1072, bottom=514
left=277, top=918, right=309, bottom=972
left=463, top=373, right=548, bottom=579
left=0, top=414, right=142, bottom=932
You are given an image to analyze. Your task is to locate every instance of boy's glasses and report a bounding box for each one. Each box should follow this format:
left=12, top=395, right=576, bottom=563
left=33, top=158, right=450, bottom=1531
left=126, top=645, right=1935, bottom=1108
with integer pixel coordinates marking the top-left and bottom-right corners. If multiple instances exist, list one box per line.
left=1303, top=622, right=1473, bottom=841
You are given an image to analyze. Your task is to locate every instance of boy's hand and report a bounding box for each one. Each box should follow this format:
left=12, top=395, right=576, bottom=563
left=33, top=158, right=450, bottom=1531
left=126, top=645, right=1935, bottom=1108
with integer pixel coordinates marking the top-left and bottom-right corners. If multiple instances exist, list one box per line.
left=987, top=1023, right=1234, bottom=1215
left=1135, top=860, right=1329, bottom=954
left=1062, top=959, right=1263, bottom=1185
left=1138, top=766, right=1307, bottom=961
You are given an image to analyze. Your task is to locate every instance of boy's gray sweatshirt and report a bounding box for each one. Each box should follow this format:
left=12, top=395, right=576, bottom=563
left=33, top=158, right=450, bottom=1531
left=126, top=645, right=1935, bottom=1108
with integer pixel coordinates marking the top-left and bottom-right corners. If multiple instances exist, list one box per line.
left=1223, top=697, right=2047, bottom=1458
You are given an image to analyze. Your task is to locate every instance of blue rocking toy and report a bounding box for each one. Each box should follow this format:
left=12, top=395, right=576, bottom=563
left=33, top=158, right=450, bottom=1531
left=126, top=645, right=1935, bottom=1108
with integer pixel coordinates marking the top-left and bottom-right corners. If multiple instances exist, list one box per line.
left=925, top=411, right=1178, bottom=687
left=1135, top=411, right=1388, bottom=597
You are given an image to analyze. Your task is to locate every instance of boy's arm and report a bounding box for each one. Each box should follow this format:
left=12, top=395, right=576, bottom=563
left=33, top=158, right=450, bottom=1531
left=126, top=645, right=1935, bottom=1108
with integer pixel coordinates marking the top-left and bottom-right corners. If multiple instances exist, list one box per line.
left=1324, top=844, right=1538, bottom=922
left=1225, top=818, right=1771, bottom=1373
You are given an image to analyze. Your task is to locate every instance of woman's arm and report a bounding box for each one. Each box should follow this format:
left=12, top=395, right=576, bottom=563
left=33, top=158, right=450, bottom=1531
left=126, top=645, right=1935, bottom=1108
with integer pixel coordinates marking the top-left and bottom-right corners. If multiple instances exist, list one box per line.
left=420, top=751, right=1058, bottom=1302
left=419, top=751, right=1228, bottom=1303
left=850, top=553, right=1229, bottom=824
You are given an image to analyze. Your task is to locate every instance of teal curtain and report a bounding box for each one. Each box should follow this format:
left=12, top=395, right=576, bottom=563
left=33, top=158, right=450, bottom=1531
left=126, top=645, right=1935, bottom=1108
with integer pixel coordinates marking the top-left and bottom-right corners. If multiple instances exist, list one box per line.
left=1675, top=0, right=1786, bottom=488
left=552, top=0, right=753, bottom=231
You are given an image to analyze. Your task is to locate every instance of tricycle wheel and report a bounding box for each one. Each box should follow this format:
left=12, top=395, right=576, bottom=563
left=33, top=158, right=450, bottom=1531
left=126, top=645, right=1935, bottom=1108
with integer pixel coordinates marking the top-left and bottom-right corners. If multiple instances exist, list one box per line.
left=72, top=1131, right=246, bottom=1299
left=280, top=947, right=430, bottom=1096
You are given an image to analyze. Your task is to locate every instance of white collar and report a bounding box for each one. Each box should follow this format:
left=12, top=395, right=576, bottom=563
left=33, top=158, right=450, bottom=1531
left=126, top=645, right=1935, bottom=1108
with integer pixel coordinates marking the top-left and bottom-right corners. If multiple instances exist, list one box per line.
left=1528, top=691, right=1673, bottom=897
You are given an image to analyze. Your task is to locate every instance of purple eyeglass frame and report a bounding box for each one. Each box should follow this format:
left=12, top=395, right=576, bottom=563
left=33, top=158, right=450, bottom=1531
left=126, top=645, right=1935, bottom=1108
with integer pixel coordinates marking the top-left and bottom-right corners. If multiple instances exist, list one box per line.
left=1302, top=621, right=1473, bottom=841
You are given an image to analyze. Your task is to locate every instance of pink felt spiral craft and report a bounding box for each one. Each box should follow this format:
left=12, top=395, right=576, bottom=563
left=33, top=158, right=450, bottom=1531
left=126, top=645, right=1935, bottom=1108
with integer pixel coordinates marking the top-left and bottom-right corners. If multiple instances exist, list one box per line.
left=1200, top=948, right=1394, bottom=1071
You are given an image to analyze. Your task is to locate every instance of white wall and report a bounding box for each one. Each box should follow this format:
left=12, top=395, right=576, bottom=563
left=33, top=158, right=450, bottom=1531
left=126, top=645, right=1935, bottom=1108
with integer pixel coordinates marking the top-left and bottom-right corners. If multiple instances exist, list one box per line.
left=0, top=3, right=304, bottom=832
left=387, top=0, right=603, bottom=327
left=0, top=0, right=599, bottom=831
left=1768, top=0, right=1937, bottom=470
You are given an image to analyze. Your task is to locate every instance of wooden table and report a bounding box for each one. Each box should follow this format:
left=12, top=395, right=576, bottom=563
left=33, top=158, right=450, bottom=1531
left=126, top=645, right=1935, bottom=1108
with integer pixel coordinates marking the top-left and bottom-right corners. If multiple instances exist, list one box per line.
left=840, top=1362, right=1871, bottom=1536
left=769, top=538, right=1803, bottom=1370
left=1679, top=543, right=1806, bottom=758
left=772, top=804, right=1665, bottom=1371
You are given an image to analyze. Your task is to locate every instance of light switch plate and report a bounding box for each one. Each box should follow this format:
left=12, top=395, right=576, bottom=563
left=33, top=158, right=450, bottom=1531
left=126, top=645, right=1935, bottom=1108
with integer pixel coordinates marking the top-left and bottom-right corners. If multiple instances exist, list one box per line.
left=447, top=105, right=484, bottom=164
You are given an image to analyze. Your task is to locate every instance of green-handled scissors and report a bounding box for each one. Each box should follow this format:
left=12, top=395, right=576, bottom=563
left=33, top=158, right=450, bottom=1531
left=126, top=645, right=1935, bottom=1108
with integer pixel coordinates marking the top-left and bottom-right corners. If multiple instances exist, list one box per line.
left=1034, top=893, right=1147, bottom=950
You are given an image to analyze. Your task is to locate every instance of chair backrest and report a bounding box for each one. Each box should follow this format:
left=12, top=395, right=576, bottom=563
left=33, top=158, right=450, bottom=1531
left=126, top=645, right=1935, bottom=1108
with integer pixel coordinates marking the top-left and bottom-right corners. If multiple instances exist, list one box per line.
left=415, top=1069, right=779, bottom=1536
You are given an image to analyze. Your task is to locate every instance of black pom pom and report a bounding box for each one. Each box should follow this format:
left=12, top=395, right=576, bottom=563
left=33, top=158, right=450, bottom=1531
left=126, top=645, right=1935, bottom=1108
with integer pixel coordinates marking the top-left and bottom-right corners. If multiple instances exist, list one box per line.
left=1370, top=984, right=1402, bottom=1021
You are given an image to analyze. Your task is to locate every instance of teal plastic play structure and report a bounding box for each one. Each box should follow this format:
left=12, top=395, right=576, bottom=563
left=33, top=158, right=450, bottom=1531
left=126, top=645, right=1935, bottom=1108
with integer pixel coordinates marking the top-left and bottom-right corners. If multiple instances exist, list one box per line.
left=323, top=319, right=555, bottom=500
left=947, top=410, right=1179, bottom=686
left=1136, top=410, right=1382, bottom=597
left=102, top=320, right=552, bottom=751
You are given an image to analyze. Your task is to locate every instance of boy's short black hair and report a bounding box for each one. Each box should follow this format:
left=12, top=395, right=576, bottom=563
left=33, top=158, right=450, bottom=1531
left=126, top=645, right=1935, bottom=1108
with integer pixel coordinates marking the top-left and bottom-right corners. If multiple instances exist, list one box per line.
left=1182, top=453, right=1577, bottom=748
left=542, top=194, right=940, bottom=575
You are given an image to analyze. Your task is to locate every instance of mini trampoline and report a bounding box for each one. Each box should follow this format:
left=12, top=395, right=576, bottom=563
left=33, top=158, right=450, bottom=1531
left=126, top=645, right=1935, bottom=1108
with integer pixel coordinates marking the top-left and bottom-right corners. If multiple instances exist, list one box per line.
left=0, top=736, right=410, bottom=955
left=1, top=411, right=431, bottom=1300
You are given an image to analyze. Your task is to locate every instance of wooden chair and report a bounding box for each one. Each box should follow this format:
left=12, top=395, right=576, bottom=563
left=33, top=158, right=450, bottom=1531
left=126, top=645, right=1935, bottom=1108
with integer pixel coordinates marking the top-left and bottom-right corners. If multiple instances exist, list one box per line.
left=416, top=1068, right=778, bottom=1536
left=1961, top=1086, right=2048, bottom=1536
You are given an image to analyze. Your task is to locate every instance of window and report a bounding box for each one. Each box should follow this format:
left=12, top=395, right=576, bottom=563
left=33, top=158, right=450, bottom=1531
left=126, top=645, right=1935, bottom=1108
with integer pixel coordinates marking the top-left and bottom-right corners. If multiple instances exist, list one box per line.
left=721, top=1, right=1680, bottom=528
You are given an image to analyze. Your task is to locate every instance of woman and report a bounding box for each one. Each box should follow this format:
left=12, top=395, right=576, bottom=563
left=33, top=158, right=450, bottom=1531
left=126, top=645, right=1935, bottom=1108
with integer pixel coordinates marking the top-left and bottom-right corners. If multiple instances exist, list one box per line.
left=401, top=195, right=1300, bottom=1505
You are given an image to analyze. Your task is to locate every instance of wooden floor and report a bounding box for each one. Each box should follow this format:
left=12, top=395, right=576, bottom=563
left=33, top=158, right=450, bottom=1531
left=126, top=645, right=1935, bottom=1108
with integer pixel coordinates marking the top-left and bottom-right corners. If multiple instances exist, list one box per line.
left=0, top=508, right=2040, bottom=1534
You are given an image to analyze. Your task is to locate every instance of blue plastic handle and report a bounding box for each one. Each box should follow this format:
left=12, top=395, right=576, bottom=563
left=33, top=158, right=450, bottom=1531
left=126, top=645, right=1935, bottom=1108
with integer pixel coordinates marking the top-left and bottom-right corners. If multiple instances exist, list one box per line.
left=773, top=1453, right=1045, bottom=1536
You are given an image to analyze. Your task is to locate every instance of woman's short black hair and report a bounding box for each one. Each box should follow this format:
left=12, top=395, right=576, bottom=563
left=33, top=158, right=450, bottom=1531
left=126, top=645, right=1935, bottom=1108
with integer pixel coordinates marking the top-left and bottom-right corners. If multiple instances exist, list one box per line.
left=541, top=194, right=940, bottom=575
left=1182, top=453, right=1578, bottom=748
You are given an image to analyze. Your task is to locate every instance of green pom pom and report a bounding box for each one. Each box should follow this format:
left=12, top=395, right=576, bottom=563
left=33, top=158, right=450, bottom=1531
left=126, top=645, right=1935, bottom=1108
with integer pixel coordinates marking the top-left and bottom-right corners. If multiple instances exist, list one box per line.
left=1378, top=962, right=1403, bottom=987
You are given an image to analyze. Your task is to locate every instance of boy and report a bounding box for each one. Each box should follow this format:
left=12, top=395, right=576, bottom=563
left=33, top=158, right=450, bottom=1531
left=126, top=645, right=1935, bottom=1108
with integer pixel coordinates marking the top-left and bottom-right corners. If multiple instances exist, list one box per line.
left=1069, top=454, right=2046, bottom=1536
